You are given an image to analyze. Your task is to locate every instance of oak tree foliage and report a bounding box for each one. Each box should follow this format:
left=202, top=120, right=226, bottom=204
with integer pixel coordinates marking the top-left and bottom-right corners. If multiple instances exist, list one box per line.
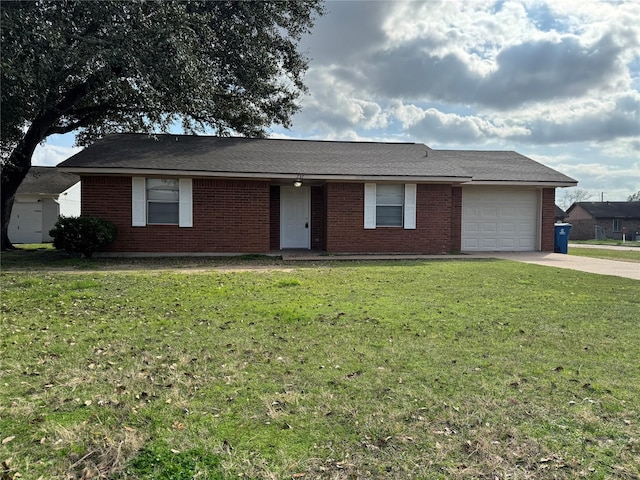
left=1, top=0, right=324, bottom=249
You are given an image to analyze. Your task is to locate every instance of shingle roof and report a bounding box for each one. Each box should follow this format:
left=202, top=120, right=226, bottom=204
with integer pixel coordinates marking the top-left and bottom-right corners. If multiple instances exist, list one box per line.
left=555, top=205, right=566, bottom=218
left=58, top=134, right=577, bottom=185
left=429, top=150, right=576, bottom=184
left=17, top=166, right=79, bottom=195
left=569, top=202, right=640, bottom=219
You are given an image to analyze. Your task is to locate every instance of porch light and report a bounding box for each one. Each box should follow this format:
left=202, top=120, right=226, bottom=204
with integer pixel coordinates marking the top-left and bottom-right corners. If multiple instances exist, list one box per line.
left=293, top=174, right=303, bottom=187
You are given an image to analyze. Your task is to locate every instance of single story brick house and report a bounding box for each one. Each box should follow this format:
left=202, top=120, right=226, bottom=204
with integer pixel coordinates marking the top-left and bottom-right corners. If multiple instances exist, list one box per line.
left=565, top=202, right=640, bottom=241
left=57, top=134, right=577, bottom=254
left=9, top=167, right=80, bottom=244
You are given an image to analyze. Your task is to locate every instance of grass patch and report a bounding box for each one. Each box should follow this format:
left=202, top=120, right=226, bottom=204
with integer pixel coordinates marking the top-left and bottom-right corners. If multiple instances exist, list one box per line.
left=122, top=442, right=225, bottom=479
left=569, top=247, right=640, bottom=263
left=570, top=239, right=640, bottom=247
left=1, top=258, right=639, bottom=479
left=0, top=246, right=283, bottom=271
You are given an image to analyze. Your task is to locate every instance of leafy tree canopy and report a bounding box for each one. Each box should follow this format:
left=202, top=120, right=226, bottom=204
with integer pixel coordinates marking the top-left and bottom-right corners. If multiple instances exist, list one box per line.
left=0, top=0, right=324, bottom=249
left=628, top=191, right=640, bottom=201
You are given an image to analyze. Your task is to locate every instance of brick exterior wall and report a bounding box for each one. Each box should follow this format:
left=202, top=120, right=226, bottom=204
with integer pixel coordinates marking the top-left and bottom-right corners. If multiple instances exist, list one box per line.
left=269, top=186, right=280, bottom=251
left=568, top=219, right=640, bottom=241
left=82, top=176, right=270, bottom=253
left=450, top=187, right=462, bottom=253
left=324, top=182, right=455, bottom=254
left=541, top=188, right=556, bottom=252
left=310, top=186, right=325, bottom=250
left=81, top=176, right=555, bottom=254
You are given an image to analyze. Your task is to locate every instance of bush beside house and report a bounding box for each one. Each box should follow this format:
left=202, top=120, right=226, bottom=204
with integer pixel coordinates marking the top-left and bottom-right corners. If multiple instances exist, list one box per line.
left=49, top=216, right=117, bottom=257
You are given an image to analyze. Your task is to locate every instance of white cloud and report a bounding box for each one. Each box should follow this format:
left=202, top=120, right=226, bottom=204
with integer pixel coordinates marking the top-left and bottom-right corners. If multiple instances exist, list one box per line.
left=32, top=143, right=82, bottom=166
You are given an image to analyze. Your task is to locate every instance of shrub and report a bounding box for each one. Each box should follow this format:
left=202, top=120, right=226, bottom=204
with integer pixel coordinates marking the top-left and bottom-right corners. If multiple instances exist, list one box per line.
left=49, top=216, right=117, bottom=258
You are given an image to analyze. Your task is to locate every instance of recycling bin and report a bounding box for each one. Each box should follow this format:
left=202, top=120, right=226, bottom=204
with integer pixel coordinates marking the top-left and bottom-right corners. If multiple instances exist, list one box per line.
left=554, top=223, right=572, bottom=254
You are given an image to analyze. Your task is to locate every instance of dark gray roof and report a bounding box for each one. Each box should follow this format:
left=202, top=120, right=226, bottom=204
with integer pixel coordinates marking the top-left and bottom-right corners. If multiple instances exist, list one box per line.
left=555, top=205, right=566, bottom=218
left=429, top=149, right=577, bottom=184
left=17, top=166, right=79, bottom=195
left=569, top=202, right=640, bottom=219
left=58, top=134, right=577, bottom=185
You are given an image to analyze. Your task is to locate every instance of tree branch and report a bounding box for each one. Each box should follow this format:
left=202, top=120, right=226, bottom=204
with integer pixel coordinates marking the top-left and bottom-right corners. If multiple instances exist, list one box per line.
left=45, top=121, right=87, bottom=136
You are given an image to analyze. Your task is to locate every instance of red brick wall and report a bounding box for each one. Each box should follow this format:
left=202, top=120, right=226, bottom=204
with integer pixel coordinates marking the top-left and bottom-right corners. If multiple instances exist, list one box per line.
left=311, top=186, right=325, bottom=250
left=269, top=186, right=280, bottom=251
left=450, top=187, right=462, bottom=253
left=82, top=176, right=270, bottom=253
left=324, top=182, right=455, bottom=254
left=541, top=188, right=556, bottom=252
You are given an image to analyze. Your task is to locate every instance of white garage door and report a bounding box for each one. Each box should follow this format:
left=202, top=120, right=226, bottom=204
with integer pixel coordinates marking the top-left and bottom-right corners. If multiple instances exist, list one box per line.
left=8, top=202, right=43, bottom=244
left=462, top=188, right=539, bottom=251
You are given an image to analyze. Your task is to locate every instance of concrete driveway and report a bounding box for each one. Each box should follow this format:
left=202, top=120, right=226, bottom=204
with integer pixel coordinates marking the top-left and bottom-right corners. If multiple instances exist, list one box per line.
left=476, top=251, right=640, bottom=280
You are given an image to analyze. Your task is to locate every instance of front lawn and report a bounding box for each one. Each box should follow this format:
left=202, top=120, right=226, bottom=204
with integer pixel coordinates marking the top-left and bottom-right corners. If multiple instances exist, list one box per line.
left=569, top=247, right=640, bottom=263
left=1, top=258, right=639, bottom=479
left=570, top=239, right=640, bottom=248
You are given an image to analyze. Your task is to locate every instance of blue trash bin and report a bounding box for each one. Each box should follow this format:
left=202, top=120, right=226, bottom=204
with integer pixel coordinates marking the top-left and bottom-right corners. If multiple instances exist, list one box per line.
left=554, top=223, right=572, bottom=254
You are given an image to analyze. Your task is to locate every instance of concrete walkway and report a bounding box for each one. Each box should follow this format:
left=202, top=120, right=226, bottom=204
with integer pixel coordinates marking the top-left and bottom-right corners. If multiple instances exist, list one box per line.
left=282, top=249, right=640, bottom=280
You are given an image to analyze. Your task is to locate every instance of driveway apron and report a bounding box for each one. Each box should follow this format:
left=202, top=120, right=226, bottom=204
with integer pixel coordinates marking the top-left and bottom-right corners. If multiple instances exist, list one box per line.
left=477, top=252, right=640, bottom=280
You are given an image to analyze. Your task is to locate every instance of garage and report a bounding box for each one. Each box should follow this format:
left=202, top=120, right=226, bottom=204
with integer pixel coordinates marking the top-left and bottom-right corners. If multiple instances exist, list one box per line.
left=8, top=201, right=43, bottom=244
left=461, top=187, right=539, bottom=251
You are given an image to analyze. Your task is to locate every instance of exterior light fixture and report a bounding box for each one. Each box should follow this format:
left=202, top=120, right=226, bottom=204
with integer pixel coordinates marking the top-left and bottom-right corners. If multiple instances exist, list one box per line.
left=293, top=174, right=303, bottom=187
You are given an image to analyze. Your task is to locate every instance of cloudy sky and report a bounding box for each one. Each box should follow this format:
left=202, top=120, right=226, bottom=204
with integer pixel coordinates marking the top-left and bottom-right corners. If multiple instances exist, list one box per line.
left=35, top=0, right=640, bottom=202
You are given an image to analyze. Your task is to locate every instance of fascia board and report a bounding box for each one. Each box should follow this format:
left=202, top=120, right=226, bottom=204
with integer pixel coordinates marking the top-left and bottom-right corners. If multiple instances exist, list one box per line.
left=57, top=167, right=472, bottom=184
left=461, top=180, right=578, bottom=187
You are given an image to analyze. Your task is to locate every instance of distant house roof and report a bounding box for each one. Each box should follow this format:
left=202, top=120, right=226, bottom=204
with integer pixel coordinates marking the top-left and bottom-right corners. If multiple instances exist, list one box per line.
left=17, top=167, right=79, bottom=196
left=58, top=134, right=578, bottom=186
left=567, top=202, right=640, bottom=219
left=555, top=205, right=566, bottom=218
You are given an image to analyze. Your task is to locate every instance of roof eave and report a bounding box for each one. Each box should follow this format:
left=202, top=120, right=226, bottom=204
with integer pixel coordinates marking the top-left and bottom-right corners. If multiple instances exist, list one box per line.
left=57, top=167, right=472, bottom=184
left=461, top=180, right=578, bottom=187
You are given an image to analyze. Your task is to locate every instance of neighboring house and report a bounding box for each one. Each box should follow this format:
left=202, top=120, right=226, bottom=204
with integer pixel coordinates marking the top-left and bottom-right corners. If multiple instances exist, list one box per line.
left=555, top=205, right=566, bottom=222
left=57, top=134, right=577, bottom=254
left=8, top=167, right=80, bottom=244
left=565, top=202, right=640, bottom=241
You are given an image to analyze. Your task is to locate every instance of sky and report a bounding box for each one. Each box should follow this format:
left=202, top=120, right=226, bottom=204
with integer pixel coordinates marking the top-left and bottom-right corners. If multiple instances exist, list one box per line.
left=34, top=0, right=640, bottom=203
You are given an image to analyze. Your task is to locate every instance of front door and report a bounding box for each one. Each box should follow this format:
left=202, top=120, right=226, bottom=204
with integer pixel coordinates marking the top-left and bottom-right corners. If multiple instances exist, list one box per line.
left=280, top=186, right=310, bottom=249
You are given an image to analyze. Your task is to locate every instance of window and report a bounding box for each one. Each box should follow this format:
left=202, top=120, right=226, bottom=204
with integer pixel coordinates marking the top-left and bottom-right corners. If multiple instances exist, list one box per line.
left=613, top=219, right=622, bottom=232
left=364, top=183, right=416, bottom=230
left=132, top=177, right=192, bottom=227
left=147, top=179, right=179, bottom=224
left=376, top=184, right=404, bottom=226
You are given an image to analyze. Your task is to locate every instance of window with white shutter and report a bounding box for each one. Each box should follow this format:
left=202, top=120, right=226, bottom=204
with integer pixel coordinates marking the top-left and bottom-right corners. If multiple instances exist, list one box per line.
left=131, top=177, right=192, bottom=227
left=363, top=183, right=416, bottom=229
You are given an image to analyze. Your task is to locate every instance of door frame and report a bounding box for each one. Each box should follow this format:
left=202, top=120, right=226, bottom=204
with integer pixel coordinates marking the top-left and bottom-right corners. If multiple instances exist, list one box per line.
left=280, top=186, right=311, bottom=249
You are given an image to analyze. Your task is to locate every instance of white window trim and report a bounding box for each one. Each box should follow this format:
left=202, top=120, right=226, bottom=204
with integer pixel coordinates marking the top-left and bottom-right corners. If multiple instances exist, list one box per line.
left=132, top=177, right=146, bottom=226
left=363, top=183, right=416, bottom=230
left=404, top=184, right=417, bottom=229
left=179, top=178, right=193, bottom=227
left=364, top=183, right=377, bottom=229
left=131, top=177, right=192, bottom=227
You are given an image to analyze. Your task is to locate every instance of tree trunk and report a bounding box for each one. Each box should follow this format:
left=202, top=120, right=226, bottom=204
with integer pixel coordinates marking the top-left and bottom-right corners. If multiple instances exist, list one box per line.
left=1, top=154, right=32, bottom=250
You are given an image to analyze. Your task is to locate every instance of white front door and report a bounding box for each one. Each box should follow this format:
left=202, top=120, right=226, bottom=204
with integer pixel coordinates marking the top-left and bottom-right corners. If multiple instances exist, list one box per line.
left=280, top=186, right=310, bottom=249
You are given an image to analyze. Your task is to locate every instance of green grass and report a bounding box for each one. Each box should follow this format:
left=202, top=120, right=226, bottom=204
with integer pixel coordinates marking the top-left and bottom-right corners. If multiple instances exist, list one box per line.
left=1, top=255, right=639, bottom=479
left=570, top=239, right=640, bottom=247
left=0, top=245, right=284, bottom=271
left=569, top=247, right=640, bottom=263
